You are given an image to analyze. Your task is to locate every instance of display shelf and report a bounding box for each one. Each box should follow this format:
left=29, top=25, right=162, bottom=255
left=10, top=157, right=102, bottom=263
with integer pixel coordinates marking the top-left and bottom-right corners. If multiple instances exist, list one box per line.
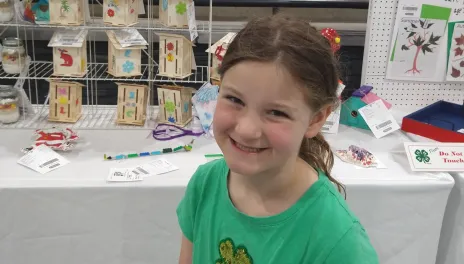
left=0, top=62, right=208, bottom=83
left=0, top=19, right=211, bottom=32
left=0, top=105, right=160, bottom=130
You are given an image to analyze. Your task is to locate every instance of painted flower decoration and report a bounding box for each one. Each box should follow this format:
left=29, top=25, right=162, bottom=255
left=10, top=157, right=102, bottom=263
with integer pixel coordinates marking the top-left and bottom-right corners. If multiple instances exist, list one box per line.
left=168, top=116, right=176, bottom=123
left=162, top=0, right=168, bottom=11
left=167, top=53, right=174, bottom=62
left=215, top=238, right=252, bottom=264
left=130, top=8, right=134, bottom=13
left=183, top=102, right=189, bottom=113
left=167, top=42, right=174, bottom=51
left=124, top=50, right=132, bottom=57
left=175, top=1, right=187, bottom=15
left=122, top=61, right=135, bottom=73
left=107, top=9, right=115, bottom=17
left=165, top=101, right=176, bottom=113
left=415, top=149, right=430, bottom=163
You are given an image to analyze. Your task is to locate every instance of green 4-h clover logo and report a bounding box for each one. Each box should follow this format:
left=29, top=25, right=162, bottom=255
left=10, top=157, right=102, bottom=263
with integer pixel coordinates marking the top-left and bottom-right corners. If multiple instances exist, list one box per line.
left=415, top=149, right=430, bottom=163
left=175, top=2, right=187, bottom=14
left=215, top=238, right=253, bottom=264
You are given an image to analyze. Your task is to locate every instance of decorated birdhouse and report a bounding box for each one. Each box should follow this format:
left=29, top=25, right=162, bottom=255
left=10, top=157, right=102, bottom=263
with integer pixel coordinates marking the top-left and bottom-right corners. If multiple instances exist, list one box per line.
left=340, top=85, right=392, bottom=130
left=158, top=33, right=196, bottom=79
left=48, top=80, right=83, bottom=123
left=157, top=84, right=194, bottom=126
left=48, top=29, right=87, bottom=77
left=49, top=0, right=84, bottom=25
left=206, top=32, right=236, bottom=81
left=106, top=30, right=147, bottom=77
left=116, top=83, right=148, bottom=126
left=159, top=0, right=192, bottom=28
left=103, top=0, right=139, bottom=26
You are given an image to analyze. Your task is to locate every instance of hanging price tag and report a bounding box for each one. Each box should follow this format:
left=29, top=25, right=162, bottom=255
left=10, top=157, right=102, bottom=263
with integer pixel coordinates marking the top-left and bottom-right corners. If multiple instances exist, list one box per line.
left=358, top=99, right=400, bottom=139
left=187, top=1, right=198, bottom=41
left=322, top=106, right=341, bottom=134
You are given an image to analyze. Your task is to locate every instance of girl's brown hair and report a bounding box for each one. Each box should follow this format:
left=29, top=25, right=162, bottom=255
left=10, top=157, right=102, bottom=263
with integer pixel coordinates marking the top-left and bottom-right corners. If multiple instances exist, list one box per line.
left=218, top=14, right=345, bottom=196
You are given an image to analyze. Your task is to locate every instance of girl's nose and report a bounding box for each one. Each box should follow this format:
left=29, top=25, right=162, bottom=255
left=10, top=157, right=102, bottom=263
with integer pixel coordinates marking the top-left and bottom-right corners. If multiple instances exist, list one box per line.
left=235, top=114, right=262, bottom=139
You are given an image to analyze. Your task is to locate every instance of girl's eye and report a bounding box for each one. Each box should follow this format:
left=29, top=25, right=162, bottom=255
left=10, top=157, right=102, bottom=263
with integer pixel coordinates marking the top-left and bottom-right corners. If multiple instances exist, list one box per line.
left=269, top=110, right=289, bottom=118
left=225, top=95, right=244, bottom=105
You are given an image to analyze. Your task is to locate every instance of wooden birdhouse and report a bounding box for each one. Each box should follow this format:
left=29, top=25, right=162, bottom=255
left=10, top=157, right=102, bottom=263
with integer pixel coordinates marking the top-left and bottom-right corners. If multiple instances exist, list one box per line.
left=116, top=83, right=148, bottom=126
left=106, top=30, right=147, bottom=77
left=159, top=0, right=192, bottom=28
left=340, top=85, right=392, bottom=130
left=157, top=84, right=194, bottom=126
left=103, top=0, right=139, bottom=26
left=206, top=32, right=236, bottom=81
left=157, top=33, right=196, bottom=79
left=48, top=80, right=83, bottom=123
left=49, top=0, right=84, bottom=25
left=48, top=30, right=87, bottom=77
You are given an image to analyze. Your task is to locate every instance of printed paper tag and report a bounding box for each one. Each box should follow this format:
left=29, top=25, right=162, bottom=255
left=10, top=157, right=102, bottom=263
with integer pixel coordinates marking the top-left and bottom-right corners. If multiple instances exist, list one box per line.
left=322, top=105, right=341, bottom=134
left=49, top=30, right=87, bottom=47
left=404, top=142, right=464, bottom=171
left=112, top=29, right=148, bottom=47
left=107, top=168, right=143, bottom=182
left=138, top=0, right=145, bottom=14
left=17, top=145, right=70, bottom=174
left=138, top=158, right=179, bottom=176
left=358, top=99, right=400, bottom=138
left=187, top=2, right=198, bottom=41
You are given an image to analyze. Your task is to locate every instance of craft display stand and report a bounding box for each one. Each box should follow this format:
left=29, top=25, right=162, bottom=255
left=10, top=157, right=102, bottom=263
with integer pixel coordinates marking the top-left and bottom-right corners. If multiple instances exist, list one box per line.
left=361, top=0, right=464, bottom=106
left=0, top=0, right=213, bottom=130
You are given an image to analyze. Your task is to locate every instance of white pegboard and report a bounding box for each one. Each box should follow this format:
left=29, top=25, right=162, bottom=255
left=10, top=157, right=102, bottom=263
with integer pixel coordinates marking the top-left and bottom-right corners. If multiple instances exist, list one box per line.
left=361, top=0, right=464, bottom=106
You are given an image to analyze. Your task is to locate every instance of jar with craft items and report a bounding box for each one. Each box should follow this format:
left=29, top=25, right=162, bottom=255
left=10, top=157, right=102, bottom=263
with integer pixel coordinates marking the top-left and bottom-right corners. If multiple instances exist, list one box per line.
left=0, top=85, right=20, bottom=124
left=2, top=37, right=26, bottom=74
left=0, top=0, right=14, bottom=22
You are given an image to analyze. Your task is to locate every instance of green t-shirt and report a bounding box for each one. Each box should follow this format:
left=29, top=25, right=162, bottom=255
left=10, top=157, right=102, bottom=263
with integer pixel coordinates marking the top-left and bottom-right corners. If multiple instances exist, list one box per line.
left=177, top=159, right=379, bottom=264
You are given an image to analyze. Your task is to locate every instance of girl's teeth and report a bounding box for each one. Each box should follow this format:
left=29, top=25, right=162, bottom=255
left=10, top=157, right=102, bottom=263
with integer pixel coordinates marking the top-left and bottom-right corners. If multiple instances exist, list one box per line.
left=235, top=142, right=261, bottom=153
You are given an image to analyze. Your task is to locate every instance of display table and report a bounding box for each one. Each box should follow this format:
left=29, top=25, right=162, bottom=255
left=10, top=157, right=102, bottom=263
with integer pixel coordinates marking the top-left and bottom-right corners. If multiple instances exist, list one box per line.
left=0, top=128, right=454, bottom=264
left=398, top=127, right=464, bottom=264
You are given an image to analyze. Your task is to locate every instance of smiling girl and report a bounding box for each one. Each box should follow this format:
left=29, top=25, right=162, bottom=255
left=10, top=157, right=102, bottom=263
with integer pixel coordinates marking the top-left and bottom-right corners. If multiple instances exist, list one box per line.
left=177, top=14, right=379, bottom=264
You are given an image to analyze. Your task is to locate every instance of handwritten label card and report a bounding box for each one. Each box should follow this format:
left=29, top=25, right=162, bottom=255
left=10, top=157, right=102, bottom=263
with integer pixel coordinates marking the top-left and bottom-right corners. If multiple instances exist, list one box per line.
left=404, top=142, right=464, bottom=172
left=358, top=99, right=400, bottom=138
left=107, top=168, right=143, bottom=182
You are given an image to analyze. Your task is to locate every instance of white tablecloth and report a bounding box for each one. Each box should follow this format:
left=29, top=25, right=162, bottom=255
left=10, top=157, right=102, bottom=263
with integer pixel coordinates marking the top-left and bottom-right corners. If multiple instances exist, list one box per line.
left=397, top=117, right=464, bottom=264
left=0, top=127, right=454, bottom=264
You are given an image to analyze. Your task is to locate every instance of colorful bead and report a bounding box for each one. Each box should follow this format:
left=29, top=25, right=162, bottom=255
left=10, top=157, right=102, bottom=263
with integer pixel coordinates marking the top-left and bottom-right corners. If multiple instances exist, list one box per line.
left=150, top=151, right=162, bottom=155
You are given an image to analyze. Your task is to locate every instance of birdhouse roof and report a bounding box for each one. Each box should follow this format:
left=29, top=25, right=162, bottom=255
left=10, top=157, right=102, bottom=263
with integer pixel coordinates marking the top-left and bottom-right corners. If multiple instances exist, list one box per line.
left=106, top=31, right=148, bottom=50
left=205, top=32, right=236, bottom=54
left=48, top=29, right=87, bottom=48
left=49, top=80, right=85, bottom=87
left=116, top=82, right=148, bottom=88
left=158, top=84, right=195, bottom=93
left=157, top=33, right=195, bottom=47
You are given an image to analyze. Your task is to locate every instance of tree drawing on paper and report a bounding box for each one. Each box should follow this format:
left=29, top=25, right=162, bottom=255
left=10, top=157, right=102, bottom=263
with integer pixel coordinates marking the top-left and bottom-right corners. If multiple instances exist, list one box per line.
left=60, top=0, right=70, bottom=17
left=400, top=19, right=441, bottom=74
left=449, top=34, right=464, bottom=78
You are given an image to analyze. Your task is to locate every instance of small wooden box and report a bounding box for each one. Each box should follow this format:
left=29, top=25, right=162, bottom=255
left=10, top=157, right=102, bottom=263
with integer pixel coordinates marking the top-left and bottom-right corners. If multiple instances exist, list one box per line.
left=159, top=0, right=192, bottom=28
left=48, top=80, right=83, bottom=123
left=157, top=84, right=194, bottom=126
left=49, top=0, right=84, bottom=25
left=106, top=31, right=147, bottom=77
left=116, top=83, right=148, bottom=126
left=158, top=33, right=196, bottom=79
left=103, top=0, right=139, bottom=26
left=48, top=30, right=87, bottom=77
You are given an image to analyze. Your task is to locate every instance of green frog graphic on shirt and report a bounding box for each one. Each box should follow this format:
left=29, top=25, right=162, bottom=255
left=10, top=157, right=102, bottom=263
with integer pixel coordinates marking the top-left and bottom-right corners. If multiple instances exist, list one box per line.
left=215, top=238, right=253, bottom=264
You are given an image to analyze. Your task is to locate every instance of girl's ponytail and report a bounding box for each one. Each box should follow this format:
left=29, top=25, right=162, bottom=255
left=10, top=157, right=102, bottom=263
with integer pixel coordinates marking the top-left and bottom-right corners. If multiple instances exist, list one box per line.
left=299, top=133, right=346, bottom=197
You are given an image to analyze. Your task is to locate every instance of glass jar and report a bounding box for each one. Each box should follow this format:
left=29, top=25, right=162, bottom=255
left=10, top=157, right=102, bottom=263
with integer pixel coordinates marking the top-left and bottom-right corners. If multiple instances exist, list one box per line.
left=0, top=0, right=13, bottom=22
left=0, top=85, right=20, bottom=124
left=2, top=37, right=26, bottom=74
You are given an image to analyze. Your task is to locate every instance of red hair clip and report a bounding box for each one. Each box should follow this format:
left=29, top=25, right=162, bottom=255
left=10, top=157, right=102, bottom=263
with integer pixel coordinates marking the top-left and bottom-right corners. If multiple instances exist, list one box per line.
left=321, top=28, right=341, bottom=53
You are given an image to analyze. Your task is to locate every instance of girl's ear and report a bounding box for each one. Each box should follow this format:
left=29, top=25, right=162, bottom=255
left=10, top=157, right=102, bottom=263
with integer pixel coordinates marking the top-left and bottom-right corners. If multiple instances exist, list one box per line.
left=304, top=104, right=334, bottom=138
